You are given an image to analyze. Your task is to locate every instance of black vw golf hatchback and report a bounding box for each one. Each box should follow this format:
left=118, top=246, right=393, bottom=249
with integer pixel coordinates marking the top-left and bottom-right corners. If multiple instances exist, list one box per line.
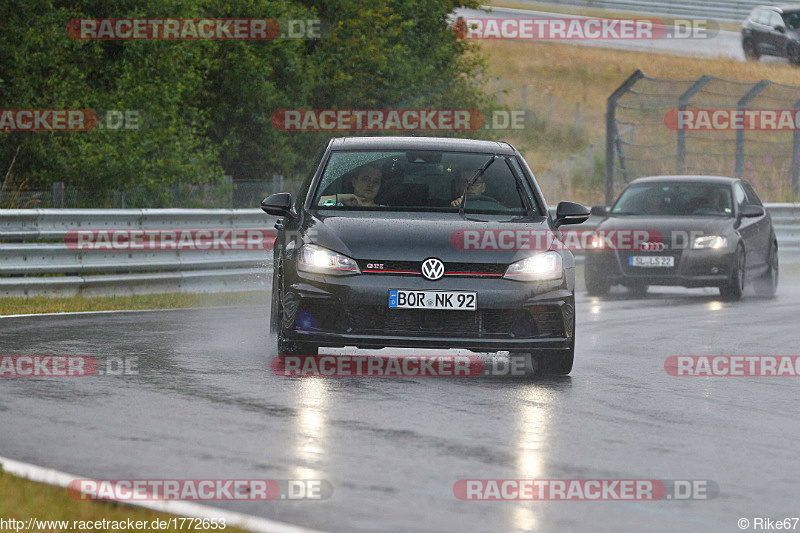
left=261, top=137, right=590, bottom=375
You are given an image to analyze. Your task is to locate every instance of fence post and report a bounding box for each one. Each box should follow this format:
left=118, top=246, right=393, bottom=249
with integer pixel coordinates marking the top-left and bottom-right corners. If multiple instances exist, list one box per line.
left=521, top=85, right=527, bottom=113
left=547, top=93, right=553, bottom=123
left=606, top=70, right=645, bottom=206
left=676, top=75, right=713, bottom=174
left=793, top=99, right=800, bottom=197
left=52, top=182, right=64, bottom=208
left=575, top=103, right=581, bottom=133
left=735, top=80, right=770, bottom=178
left=497, top=78, right=503, bottom=105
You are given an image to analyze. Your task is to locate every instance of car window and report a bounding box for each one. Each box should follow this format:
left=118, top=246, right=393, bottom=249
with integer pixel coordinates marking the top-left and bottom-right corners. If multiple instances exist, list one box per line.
left=784, top=12, right=800, bottom=30
left=754, top=9, right=771, bottom=25
left=611, top=182, right=733, bottom=217
left=312, top=150, right=533, bottom=215
left=742, top=181, right=764, bottom=206
left=768, top=11, right=784, bottom=27
left=733, top=182, right=748, bottom=212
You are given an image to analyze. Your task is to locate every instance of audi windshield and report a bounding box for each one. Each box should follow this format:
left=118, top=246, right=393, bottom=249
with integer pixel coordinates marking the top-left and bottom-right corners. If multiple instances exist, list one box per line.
left=611, top=182, right=733, bottom=217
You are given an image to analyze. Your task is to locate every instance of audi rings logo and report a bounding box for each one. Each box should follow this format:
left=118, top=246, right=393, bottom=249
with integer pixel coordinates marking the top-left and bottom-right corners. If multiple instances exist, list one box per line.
left=640, top=242, right=666, bottom=252
left=421, top=258, right=445, bottom=280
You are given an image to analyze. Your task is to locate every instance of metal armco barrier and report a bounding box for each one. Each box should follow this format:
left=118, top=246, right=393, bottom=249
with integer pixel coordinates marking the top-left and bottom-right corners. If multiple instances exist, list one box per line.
left=491, top=0, right=764, bottom=22
left=0, top=206, right=797, bottom=297
left=0, top=209, right=275, bottom=297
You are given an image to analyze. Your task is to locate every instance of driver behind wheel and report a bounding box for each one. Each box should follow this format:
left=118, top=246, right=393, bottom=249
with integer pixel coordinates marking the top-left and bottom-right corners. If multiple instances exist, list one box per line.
left=450, top=170, right=498, bottom=207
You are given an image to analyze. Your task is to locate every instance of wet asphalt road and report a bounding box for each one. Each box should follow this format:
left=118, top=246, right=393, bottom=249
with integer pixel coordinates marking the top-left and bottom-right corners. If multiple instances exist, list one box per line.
left=2, top=269, right=800, bottom=532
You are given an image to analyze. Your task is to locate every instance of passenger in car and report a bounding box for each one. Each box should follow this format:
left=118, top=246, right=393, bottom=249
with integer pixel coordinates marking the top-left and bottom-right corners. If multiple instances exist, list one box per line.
left=318, top=165, right=384, bottom=207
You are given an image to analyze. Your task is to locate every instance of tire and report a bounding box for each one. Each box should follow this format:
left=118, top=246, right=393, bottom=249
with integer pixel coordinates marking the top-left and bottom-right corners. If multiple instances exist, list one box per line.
left=719, top=245, right=745, bottom=301
left=743, top=39, right=760, bottom=61
left=628, top=284, right=648, bottom=297
left=272, top=268, right=318, bottom=356
left=754, top=241, right=779, bottom=297
left=585, top=268, right=610, bottom=297
left=789, top=42, right=800, bottom=66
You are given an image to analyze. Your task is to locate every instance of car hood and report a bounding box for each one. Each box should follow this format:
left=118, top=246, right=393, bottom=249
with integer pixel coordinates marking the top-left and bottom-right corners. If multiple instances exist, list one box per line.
left=305, top=212, right=556, bottom=264
left=595, top=215, right=732, bottom=237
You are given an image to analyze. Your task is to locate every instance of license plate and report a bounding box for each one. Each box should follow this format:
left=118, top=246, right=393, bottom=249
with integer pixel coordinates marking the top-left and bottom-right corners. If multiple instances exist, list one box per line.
left=629, top=256, right=675, bottom=267
left=389, top=290, right=477, bottom=311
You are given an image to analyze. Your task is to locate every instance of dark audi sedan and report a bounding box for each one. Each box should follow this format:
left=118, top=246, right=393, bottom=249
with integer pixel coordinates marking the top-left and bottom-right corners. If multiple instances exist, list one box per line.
left=584, top=176, right=778, bottom=300
left=742, top=5, right=800, bottom=64
left=261, top=137, right=590, bottom=375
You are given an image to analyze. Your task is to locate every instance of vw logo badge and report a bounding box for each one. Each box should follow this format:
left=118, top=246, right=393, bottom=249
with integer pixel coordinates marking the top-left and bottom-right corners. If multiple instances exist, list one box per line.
left=421, top=258, right=445, bottom=280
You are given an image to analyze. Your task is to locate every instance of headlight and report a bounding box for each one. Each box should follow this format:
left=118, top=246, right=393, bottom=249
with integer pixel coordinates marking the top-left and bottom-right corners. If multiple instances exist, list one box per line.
left=692, top=236, right=728, bottom=250
left=297, top=244, right=361, bottom=275
left=504, top=251, right=563, bottom=281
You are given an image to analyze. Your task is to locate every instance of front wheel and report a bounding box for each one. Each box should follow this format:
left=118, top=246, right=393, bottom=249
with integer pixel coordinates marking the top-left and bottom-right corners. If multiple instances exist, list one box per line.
left=743, top=39, right=760, bottom=61
left=789, top=42, right=800, bottom=65
left=585, top=269, right=610, bottom=297
left=754, top=242, right=779, bottom=297
left=719, top=245, right=745, bottom=301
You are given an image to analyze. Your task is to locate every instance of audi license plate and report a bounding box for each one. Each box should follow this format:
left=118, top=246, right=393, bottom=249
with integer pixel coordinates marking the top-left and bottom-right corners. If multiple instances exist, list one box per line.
left=629, top=256, right=674, bottom=267
left=389, top=290, right=476, bottom=311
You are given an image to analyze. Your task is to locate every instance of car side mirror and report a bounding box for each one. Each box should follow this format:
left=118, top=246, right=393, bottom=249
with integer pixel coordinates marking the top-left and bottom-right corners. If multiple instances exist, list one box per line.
left=554, top=201, right=591, bottom=228
left=739, top=204, right=765, bottom=218
left=261, top=192, right=295, bottom=218
left=775, top=25, right=786, bottom=33
left=590, top=205, right=609, bottom=217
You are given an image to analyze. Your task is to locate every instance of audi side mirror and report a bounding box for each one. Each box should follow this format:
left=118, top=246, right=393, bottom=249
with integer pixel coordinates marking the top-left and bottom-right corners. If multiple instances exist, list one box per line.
left=260, top=192, right=295, bottom=218
left=590, top=205, right=609, bottom=217
left=739, top=205, right=765, bottom=218
left=553, top=201, right=591, bottom=228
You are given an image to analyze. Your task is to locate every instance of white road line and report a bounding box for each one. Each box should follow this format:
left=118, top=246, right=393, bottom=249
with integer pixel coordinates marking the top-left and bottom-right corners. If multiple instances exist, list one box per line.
left=0, top=456, right=324, bottom=533
left=0, top=305, right=267, bottom=319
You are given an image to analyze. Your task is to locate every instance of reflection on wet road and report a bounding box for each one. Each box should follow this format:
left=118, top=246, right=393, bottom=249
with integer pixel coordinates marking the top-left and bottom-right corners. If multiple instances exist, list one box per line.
left=2, top=279, right=800, bottom=531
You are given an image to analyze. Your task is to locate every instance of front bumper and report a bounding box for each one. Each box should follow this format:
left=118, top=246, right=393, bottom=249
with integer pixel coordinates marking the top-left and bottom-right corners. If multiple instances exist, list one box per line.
left=280, top=269, right=575, bottom=352
left=585, top=248, right=734, bottom=288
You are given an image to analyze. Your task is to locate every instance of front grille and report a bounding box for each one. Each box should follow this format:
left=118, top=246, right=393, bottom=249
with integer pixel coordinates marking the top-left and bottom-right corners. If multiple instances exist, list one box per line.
left=295, top=301, right=565, bottom=339
left=358, top=260, right=506, bottom=277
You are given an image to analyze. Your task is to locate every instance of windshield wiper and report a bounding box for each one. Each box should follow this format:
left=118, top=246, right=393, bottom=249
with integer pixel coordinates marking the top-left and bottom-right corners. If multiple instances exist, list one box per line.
left=459, top=155, right=497, bottom=219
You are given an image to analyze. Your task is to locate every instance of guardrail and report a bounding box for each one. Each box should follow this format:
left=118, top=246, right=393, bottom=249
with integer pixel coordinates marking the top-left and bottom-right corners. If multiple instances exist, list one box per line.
left=0, top=205, right=797, bottom=297
left=490, top=0, right=761, bottom=22
left=0, top=209, right=275, bottom=297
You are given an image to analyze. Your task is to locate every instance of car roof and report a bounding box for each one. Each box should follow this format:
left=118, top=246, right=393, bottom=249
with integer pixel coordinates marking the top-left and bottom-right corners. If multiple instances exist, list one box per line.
left=629, top=175, right=739, bottom=186
left=757, top=4, right=800, bottom=12
left=329, top=136, right=517, bottom=155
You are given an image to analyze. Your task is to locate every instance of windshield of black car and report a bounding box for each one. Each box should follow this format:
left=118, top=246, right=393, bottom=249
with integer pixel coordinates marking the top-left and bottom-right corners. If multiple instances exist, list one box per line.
left=311, top=150, right=535, bottom=215
left=784, top=11, right=800, bottom=30
left=611, top=183, right=733, bottom=217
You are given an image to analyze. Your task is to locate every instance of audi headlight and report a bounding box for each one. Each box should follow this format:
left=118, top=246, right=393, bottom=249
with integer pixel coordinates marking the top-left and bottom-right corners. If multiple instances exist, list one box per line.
left=692, top=236, right=728, bottom=250
left=504, top=251, right=563, bottom=281
left=297, top=244, right=361, bottom=275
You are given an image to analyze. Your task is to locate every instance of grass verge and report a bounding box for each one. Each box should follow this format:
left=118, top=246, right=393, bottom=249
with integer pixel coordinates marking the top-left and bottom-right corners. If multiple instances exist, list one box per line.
left=0, top=470, right=248, bottom=532
left=0, top=291, right=269, bottom=316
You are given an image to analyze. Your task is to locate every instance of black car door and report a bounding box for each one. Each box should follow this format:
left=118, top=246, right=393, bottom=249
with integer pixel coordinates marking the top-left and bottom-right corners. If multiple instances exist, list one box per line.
left=750, top=9, right=774, bottom=54
left=765, top=11, right=789, bottom=56
left=742, top=181, right=772, bottom=267
left=733, top=182, right=765, bottom=271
